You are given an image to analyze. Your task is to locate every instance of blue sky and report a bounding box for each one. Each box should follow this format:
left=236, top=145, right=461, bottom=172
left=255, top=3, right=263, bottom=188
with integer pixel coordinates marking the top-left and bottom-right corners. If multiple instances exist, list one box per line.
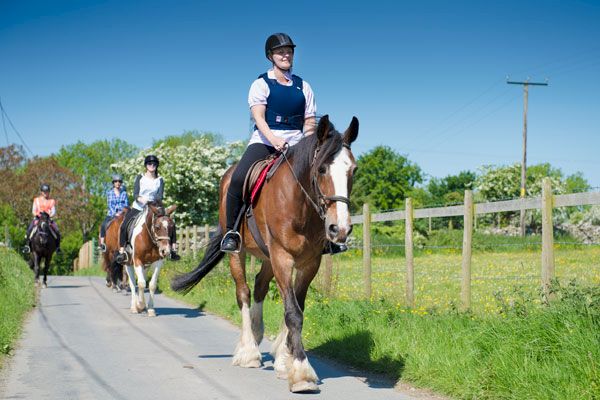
left=1, top=0, right=599, bottom=186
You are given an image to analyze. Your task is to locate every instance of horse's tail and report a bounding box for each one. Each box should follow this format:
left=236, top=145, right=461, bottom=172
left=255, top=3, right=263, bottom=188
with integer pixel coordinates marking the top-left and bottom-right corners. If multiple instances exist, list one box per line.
left=170, top=227, right=224, bottom=294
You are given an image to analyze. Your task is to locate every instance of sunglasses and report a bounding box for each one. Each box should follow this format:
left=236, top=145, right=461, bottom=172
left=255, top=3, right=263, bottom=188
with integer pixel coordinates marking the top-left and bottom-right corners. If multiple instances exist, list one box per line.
left=146, top=162, right=158, bottom=166
left=113, top=180, right=123, bottom=183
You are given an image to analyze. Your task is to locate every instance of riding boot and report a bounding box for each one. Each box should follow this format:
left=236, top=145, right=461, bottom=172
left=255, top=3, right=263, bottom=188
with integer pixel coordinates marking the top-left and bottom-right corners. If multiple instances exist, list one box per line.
left=169, top=231, right=181, bottom=261
left=322, top=241, right=348, bottom=255
left=221, top=190, right=243, bottom=253
left=55, top=233, right=62, bottom=254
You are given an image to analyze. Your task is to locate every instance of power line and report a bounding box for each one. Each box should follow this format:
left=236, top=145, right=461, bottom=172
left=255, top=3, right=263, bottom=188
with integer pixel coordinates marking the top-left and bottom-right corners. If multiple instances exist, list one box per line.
left=0, top=97, right=33, bottom=156
left=1, top=104, right=8, bottom=146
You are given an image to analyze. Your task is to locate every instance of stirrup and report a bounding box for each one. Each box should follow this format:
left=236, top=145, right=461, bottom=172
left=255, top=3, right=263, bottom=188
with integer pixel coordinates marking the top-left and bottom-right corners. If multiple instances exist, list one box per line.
left=220, top=230, right=242, bottom=254
left=22, top=245, right=31, bottom=254
left=115, top=250, right=129, bottom=263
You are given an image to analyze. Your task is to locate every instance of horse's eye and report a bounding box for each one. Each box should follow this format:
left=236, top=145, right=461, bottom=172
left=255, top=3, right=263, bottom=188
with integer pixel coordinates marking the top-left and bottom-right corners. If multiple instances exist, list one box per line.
left=318, top=166, right=327, bottom=175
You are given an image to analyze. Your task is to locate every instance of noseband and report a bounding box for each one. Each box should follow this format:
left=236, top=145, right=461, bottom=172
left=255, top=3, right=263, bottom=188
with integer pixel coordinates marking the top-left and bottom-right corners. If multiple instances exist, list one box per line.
left=283, top=143, right=352, bottom=220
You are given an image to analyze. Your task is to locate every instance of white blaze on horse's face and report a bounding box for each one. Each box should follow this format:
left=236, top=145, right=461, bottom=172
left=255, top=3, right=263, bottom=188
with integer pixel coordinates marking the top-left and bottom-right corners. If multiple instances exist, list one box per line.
left=325, top=146, right=356, bottom=243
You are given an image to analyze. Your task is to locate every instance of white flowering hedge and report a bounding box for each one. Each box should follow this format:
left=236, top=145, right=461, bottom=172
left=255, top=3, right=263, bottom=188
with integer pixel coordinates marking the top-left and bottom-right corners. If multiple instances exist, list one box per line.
left=113, top=137, right=243, bottom=225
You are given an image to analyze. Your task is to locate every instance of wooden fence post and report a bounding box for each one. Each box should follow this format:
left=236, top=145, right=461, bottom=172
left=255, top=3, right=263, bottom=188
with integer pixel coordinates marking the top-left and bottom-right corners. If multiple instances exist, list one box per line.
left=461, top=190, right=474, bottom=310
left=184, top=226, right=190, bottom=256
left=191, top=226, right=197, bottom=258
left=428, top=217, right=432, bottom=234
left=204, top=224, right=210, bottom=244
left=249, top=255, right=256, bottom=275
left=363, top=203, right=372, bottom=299
left=541, top=177, right=555, bottom=301
left=405, top=198, right=414, bottom=307
left=4, top=225, right=10, bottom=247
left=321, top=254, right=333, bottom=296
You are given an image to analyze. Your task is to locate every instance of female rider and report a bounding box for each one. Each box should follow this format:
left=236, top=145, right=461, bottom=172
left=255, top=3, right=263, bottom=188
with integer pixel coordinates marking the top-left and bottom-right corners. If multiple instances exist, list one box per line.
left=220, top=33, right=345, bottom=255
left=98, top=173, right=129, bottom=252
left=115, top=155, right=180, bottom=262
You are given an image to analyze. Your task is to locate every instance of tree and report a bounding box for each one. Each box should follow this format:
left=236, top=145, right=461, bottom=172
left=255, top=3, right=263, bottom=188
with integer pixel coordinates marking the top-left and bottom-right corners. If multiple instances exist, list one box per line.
left=56, top=138, right=139, bottom=197
left=427, top=170, right=477, bottom=205
left=351, top=146, right=423, bottom=212
left=114, top=135, right=243, bottom=225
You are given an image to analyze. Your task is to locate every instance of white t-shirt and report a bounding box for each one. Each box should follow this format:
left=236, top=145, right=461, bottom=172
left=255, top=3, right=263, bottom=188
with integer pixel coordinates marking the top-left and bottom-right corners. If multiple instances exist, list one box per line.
left=247, top=69, right=317, bottom=147
left=133, top=175, right=163, bottom=211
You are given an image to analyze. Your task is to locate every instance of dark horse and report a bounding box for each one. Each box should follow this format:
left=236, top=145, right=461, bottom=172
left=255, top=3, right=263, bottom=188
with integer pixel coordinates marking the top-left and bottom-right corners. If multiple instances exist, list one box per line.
left=29, top=211, right=58, bottom=288
left=100, top=210, right=128, bottom=291
left=172, top=115, right=358, bottom=392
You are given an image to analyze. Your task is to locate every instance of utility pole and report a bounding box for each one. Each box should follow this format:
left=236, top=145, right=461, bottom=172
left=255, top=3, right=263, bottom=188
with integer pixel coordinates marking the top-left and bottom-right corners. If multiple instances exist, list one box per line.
left=507, top=78, right=548, bottom=237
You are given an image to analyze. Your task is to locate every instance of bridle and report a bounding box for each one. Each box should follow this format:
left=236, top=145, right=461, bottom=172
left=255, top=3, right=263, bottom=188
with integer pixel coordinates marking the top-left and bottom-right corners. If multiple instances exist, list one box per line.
left=282, top=142, right=352, bottom=220
left=145, top=209, right=171, bottom=246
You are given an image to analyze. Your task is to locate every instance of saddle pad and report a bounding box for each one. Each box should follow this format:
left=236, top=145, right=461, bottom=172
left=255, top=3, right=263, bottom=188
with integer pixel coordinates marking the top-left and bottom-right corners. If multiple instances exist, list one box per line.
left=242, top=155, right=281, bottom=206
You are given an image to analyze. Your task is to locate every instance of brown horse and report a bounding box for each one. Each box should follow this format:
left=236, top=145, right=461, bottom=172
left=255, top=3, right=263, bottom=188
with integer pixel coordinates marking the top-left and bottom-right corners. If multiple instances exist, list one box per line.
left=121, top=202, right=176, bottom=316
left=100, top=211, right=128, bottom=291
left=172, top=115, right=358, bottom=392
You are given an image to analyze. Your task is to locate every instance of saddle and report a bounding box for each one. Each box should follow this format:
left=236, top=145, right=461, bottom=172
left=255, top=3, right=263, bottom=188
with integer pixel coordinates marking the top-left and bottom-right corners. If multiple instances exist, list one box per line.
left=236, top=153, right=285, bottom=257
left=242, top=154, right=284, bottom=206
left=29, top=220, right=58, bottom=240
left=125, top=209, right=147, bottom=246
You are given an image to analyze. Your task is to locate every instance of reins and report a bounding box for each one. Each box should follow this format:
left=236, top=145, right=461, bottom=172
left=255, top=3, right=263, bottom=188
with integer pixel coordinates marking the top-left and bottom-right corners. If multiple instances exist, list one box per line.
left=280, top=141, right=351, bottom=220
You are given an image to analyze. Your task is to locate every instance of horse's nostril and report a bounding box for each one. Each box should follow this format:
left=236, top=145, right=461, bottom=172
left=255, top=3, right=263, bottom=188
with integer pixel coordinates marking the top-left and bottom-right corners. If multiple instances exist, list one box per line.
left=328, top=224, right=339, bottom=235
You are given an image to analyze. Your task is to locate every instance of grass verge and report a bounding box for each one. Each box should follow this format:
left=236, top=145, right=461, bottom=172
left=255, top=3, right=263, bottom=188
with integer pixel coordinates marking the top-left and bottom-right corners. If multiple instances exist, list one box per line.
left=0, top=247, right=35, bottom=368
left=161, top=255, right=600, bottom=400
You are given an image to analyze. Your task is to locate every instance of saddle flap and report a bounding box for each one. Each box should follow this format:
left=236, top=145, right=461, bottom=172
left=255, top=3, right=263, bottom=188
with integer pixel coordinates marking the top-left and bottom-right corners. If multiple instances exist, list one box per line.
left=242, top=154, right=282, bottom=205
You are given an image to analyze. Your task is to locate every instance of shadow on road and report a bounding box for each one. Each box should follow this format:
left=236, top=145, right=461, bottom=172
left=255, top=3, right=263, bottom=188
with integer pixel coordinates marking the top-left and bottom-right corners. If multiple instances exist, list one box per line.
left=48, top=285, right=89, bottom=289
left=310, top=330, right=403, bottom=389
left=155, top=307, right=204, bottom=318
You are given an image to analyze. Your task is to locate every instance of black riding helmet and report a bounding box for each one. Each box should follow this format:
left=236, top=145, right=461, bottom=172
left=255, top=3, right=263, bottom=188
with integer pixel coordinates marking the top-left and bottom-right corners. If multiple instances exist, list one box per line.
left=40, top=183, right=50, bottom=192
left=144, top=155, right=159, bottom=166
left=265, top=33, right=296, bottom=60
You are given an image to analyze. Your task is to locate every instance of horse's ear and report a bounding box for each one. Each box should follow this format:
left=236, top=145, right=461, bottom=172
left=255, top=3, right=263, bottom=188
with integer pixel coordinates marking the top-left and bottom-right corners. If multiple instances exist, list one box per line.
left=166, top=205, right=177, bottom=216
left=317, top=114, right=330, bottom=144
left=343, top=117, right=359, bottom=147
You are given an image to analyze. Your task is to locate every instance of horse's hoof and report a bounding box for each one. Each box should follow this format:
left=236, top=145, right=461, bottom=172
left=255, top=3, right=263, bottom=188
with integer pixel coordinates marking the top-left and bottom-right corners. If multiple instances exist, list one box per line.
left=290, top=381, right=319, bottom=393
left=130, top=308, right=139, bottom=314
left=147, top=309, right=156, bottom=317
left=42, top=283, right=48, bottom=289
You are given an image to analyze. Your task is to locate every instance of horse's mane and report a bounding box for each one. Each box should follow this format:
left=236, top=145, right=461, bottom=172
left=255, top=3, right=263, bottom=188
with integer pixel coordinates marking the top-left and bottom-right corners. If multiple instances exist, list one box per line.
left=286, top=122, right=344, bottom=178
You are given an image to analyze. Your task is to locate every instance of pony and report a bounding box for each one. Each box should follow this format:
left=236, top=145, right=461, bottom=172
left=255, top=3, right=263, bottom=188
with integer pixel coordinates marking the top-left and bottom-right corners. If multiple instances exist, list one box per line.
left=29, top=211, right=58, bottom=288
left=172, top=115, right=358, bottom=392
left=118, top=202, right=176, bottom=317
left=100, top=210, right=128, bottom=291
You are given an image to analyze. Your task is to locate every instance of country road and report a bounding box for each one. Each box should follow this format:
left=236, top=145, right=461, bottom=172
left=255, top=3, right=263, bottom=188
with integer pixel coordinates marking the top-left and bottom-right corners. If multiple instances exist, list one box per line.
left=0, top=276, right=429, bottom=400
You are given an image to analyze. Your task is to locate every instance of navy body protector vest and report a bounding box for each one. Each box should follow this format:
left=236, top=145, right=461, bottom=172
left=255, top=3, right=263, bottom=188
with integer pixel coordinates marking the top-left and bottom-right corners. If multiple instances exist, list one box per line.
left=255, top=73, right=306, bottom=131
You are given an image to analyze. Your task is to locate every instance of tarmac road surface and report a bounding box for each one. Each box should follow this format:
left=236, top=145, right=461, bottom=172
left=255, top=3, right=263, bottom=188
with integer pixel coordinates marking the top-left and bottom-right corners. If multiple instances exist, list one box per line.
left=0, top=275, right=430, bottom=400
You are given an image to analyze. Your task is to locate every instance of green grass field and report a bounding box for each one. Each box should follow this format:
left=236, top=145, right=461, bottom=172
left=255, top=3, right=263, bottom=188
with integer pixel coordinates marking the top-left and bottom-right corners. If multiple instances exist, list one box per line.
left=161, top=243, right=600, bottom=399
left=0, top=248, right=35, bottom=367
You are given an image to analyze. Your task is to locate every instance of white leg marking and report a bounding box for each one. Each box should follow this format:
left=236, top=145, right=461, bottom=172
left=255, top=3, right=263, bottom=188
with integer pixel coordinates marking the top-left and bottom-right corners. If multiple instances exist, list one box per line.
left=147, top=260, right=163, bottom=317
left=134, top=265, right=146, bottom=313
left=232, top=303, right=262, bottom=368
left=272, top=324, right=290, bottom=379
left=287, top=358, right=319, bottom=393
left=126, top=265, right=137, bottom=313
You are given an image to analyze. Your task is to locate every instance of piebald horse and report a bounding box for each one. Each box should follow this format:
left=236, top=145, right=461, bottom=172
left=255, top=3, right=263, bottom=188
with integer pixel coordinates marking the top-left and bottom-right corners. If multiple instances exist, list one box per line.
left=172, top=115, right=358, bottom=392
left=119, top=202, right=176, bottom=316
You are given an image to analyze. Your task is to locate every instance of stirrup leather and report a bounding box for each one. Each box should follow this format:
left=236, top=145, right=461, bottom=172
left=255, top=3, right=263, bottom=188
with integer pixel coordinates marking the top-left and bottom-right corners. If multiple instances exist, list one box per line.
left=220, top=230, right=242, bottom=254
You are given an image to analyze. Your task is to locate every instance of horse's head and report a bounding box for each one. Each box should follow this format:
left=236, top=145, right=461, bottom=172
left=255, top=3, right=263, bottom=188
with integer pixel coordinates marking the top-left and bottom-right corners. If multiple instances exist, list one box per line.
left=148, top=203, right=177, bottom=258
left=312, top=115, right=359, bottom=244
